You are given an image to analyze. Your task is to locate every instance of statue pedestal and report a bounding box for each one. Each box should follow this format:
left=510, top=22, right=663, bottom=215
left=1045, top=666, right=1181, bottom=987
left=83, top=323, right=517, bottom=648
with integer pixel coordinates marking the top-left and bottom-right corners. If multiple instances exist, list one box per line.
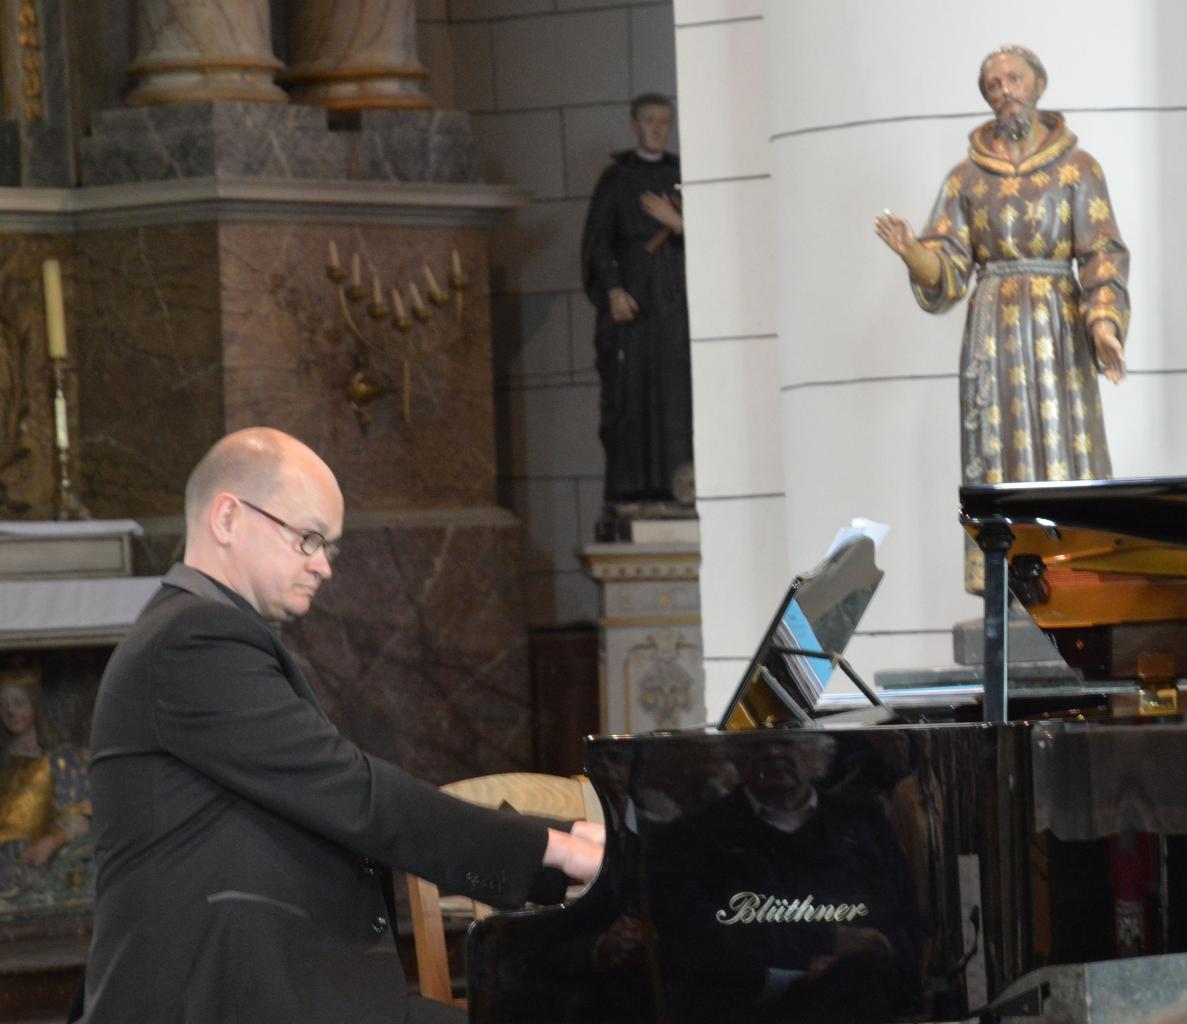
left=581, top=542, right=705, bottom=733
left=951, top=610, right=1063, bottom=666
left=594, top=501, right=698, bottom=544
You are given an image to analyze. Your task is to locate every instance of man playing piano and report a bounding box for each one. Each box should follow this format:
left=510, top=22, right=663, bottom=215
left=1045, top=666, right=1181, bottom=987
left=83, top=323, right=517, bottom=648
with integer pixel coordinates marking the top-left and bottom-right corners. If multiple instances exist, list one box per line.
left=77, top=428, right=603, bottom=1024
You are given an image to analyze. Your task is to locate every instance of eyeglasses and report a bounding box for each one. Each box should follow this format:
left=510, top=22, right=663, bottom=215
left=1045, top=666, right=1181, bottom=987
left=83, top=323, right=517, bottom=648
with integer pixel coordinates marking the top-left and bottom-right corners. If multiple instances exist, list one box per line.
left=238, top=498, right=340, bottom=563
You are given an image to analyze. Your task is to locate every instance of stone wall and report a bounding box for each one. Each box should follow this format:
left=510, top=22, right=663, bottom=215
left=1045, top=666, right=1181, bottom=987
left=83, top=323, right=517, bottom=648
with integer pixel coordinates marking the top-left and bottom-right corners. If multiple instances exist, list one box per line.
left=417, top=0, right=679, bottom=629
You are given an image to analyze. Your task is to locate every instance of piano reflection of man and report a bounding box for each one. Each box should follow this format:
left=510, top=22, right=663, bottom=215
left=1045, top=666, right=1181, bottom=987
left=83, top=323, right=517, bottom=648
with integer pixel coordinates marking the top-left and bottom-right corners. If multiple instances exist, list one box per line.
left=643, top=734, right=922, bottom=1023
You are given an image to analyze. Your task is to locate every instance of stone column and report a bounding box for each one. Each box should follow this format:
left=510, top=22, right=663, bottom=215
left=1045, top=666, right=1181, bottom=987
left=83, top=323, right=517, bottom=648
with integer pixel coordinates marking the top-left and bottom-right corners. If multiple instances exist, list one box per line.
left=283, top=0, right=431, bottom=111
left=127, top=0, right=286, bottom=106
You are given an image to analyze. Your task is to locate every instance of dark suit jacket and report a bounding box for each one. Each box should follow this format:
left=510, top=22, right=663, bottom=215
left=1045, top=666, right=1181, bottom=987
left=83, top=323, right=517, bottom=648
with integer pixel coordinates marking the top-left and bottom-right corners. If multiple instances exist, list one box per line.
left=81, top=565, right=550, bottom=1023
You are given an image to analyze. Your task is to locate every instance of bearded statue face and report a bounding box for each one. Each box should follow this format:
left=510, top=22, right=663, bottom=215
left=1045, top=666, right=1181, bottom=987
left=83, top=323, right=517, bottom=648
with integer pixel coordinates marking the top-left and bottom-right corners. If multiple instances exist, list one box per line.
left=981, top=51, right=1045, bottom=142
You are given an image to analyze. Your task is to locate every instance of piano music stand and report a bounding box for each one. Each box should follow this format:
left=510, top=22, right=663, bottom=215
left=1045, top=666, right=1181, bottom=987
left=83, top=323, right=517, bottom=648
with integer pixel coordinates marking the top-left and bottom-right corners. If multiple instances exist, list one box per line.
left=720, top=534, right=886, bottom=730
left=765, top=644, right=893, bottom=722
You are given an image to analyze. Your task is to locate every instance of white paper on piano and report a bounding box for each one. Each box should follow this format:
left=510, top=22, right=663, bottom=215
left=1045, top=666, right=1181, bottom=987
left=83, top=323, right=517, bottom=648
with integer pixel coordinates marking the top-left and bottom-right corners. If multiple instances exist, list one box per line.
left=824, top=517, right=889, bottom=559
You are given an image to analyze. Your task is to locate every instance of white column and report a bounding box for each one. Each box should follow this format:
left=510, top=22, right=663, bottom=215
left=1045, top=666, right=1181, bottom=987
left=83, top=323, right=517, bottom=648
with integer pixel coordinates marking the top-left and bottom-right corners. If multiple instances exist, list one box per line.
left=284, top=0, right=431, bottom=110
left=128, top=0, right=286, bottom=106
left=674, top=1, right=784, bottom=717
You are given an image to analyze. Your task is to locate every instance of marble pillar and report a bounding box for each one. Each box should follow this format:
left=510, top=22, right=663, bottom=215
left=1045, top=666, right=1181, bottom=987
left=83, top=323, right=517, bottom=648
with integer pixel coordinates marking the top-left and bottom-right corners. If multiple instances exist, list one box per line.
left=71, top=217, right=500, bottom=516
left=284, top=0, right=432, bottom=110
left=283, top=517, right=532, bottom=784
left=127, top=0, right=286, bottom=106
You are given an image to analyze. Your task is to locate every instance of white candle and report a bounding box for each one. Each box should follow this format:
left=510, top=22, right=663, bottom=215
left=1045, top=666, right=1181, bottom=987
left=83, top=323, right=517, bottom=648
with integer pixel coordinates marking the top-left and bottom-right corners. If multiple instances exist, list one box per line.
left=408, top=281, right=427, bottom=315
left=43, top=259, right=67, bottom=359
left=451, top=249, right=462, bottom=278
left=328, top=240, right=340, bottom=270
left=391, top=287, right=407, bottom=321
left=423, top=264, right=444, bottom=300
left=372, top=273, right=383, bottom=306
left=54, top=390, right=69, bottom=449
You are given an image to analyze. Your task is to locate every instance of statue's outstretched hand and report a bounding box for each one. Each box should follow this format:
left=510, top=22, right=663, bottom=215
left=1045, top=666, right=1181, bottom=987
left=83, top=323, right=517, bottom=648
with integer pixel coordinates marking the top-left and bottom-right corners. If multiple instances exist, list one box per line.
left=1091, top=322, right=1126, bottom=384
left=875, top=209, right=942, bottom=289
left=874, top=211, right=916, bottom=256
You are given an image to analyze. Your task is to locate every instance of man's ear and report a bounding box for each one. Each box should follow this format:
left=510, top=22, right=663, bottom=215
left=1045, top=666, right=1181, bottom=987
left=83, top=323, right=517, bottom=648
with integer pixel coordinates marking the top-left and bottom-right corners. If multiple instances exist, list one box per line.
left=209, top=493, right=239, bottom=546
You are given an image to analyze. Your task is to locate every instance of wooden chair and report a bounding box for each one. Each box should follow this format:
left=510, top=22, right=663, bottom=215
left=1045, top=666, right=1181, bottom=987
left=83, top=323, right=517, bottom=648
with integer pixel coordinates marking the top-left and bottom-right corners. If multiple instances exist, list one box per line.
left=406, top=772, right=604, bottom=1007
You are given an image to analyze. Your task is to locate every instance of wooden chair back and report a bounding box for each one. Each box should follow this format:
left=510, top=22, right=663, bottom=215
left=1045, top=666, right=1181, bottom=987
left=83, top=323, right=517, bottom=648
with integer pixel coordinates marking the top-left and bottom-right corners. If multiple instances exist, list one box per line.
left=406, top=772, right=604, bottom=1007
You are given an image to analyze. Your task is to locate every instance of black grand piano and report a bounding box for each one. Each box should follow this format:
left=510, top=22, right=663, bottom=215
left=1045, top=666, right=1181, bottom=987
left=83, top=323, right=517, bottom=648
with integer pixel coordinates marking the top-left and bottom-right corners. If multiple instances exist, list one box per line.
left=466, top=479, right=1187, bottom=1023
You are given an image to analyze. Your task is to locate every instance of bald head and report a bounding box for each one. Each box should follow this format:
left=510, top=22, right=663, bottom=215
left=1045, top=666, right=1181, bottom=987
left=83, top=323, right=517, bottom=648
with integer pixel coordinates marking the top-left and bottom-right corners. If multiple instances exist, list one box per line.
left=183, top=428, right=344, bottom=621
left=185, top=428, right=287, bottom=535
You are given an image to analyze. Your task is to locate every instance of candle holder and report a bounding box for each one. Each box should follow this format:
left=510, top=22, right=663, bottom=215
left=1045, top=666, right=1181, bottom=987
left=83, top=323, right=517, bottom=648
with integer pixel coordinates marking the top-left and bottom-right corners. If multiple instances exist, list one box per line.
left=448, top=254, right=469, bottom=321
left=324, top=243, right=470, bottom=432
left=422, top=265, right=449, bottom=307
left=50, top=358, right=89, bottom=521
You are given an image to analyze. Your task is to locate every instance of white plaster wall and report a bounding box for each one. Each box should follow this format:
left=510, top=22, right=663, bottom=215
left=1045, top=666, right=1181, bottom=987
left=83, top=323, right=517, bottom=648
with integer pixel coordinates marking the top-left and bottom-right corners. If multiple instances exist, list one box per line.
left=419, top=2, right=679, bottom=628
left=674, top=1, right=780, bottom=718
left=678, top=0, right=1187, bottom=719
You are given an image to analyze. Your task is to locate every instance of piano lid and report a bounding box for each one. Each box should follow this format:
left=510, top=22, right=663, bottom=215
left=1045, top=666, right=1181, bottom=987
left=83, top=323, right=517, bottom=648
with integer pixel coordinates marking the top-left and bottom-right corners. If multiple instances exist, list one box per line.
left=961, top=476, right=1187, bottom=681
left=721, top=533, right=884, bottom=730
left=960, top=475, right=1187, bottom=548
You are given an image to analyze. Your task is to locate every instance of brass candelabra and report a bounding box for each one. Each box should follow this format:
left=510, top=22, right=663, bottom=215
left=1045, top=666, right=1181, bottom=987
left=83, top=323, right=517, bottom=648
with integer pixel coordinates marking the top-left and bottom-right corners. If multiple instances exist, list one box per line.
left=326, top=242, right=468, bottom=431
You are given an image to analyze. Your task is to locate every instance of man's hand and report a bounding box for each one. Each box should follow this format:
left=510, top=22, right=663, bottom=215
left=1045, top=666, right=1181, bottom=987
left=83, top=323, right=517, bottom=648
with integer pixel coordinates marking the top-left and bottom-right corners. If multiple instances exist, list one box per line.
left=608, top=287, right=639, bottom=323
left=20, top=834, right=63, bottom=866
left=570, top=820, right=605, bottom=847
left=544, top=823, right=604, bottom=882
left=640, top=192, right=683, bottom=233
left=1091, top=321, right=1126, bottom=383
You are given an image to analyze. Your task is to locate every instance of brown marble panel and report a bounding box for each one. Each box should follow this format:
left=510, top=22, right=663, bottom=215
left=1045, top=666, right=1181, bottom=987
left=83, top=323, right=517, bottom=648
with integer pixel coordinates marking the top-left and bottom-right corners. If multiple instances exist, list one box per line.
left=72, top=224, right=224, bottom=517
left=0, top=235, right=76, bottom=520
left=282, top=515, right=533, bottom=784
left=218, top=221, right=497, bottom=510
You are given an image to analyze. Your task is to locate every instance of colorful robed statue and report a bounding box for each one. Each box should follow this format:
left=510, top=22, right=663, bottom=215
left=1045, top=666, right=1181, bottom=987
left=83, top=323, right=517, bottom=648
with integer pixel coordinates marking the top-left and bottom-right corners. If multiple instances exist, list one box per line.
left=0, top=668, right=91, bottom=909
left=875, top=46, right=1129, bottom=590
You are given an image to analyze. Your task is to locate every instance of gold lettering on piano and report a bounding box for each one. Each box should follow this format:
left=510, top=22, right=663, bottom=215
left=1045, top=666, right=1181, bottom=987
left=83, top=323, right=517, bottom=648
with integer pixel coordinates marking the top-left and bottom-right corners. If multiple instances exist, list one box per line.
left=714, top=892, right=870, bottom=926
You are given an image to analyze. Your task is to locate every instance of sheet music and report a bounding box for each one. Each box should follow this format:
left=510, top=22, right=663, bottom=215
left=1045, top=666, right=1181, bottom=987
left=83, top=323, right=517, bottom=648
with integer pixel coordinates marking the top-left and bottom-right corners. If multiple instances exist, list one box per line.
left=825, top=517, right=889, bottom=558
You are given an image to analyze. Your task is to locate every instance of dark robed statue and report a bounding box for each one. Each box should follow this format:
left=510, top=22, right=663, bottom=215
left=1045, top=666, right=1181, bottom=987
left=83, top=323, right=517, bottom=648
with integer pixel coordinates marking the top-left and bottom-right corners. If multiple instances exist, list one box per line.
left=876, top=46, right=1129, bottom=590
left=581, top=93, right=693, bottom=538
